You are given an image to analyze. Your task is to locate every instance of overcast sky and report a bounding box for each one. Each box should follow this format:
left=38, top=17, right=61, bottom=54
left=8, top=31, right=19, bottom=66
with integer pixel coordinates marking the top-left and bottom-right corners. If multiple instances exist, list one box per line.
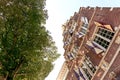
left=45, top=0, right=120, bottom=80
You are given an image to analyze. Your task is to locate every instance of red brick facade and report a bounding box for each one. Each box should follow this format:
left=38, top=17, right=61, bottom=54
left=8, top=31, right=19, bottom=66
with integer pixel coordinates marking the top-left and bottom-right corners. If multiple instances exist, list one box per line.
left=62, top=7, right=120, bottom=80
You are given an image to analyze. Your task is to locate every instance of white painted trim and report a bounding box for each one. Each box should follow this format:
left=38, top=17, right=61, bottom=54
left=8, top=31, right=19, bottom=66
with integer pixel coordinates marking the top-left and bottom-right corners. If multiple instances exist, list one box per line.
left=84, top=17, right=88, bottom=24
left=92, top=41, right=106, bottom=51
left=82, top=26, right=88, bottom=31
left=79, top=32, right=85, bottom=35
left=95, top=34, right=111, bottom=42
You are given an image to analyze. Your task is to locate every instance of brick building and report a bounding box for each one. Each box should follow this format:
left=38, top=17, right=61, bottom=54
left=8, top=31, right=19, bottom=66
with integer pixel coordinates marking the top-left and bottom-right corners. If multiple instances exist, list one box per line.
left=56, top=62, right=69, bottom=80
left=61, top=7, right=120, bottom=80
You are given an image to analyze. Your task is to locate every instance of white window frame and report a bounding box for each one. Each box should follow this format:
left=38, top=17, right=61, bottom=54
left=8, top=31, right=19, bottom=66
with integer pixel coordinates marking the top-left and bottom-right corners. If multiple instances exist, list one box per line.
left=80, top=17, right=89, bottom=35
left=93, top=27, right=114, bottom=50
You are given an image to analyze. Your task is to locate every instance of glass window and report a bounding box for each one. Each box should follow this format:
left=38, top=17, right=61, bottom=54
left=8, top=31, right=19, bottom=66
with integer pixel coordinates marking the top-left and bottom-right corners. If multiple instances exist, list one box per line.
left=94, top=36, right=109, bottom=49
left=81, top=65, right=92, bottom=80
left=84, top=57, right=96, bottom=73
left=94, top=28, right=114, bottom=49
left=80, top=28, right=87, bottom=34
left=80, top=17, right=89, bottom=35
left=97, top=28, right=114, bottom=40
left=82, top=23, right=88, bottom=28
left=80, top=23, right=88, bottom=35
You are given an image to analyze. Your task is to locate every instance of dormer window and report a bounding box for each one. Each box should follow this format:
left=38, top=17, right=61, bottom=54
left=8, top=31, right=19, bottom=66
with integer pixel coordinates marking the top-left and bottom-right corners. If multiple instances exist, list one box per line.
left=93, top=27, right=114, bottom=50
left=96, top=28, right=114, bottom=40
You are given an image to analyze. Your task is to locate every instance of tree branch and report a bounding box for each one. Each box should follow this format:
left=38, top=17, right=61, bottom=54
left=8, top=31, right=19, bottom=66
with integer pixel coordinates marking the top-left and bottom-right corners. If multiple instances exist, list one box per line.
left=13, top=57, right=24, bottom=78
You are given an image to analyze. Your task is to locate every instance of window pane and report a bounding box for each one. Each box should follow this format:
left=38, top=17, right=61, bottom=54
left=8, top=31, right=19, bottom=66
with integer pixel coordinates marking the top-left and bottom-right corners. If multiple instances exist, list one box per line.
left=94, top=36, right=110, bottom=49
left=97, top=28, right=114, bottom=40
left=94, top=27, right=114, bottom=49
left=80, top=28, right=86, bottom=34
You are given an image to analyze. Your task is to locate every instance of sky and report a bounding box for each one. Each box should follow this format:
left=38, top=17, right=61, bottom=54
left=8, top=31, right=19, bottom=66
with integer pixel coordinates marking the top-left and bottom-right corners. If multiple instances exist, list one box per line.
left=45, top=0, right=120, bottom=80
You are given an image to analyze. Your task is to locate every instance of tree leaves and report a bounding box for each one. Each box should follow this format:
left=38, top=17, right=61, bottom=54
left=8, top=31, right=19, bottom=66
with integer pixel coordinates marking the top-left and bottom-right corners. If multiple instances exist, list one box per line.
left=0, top=0, right=60, bottom=80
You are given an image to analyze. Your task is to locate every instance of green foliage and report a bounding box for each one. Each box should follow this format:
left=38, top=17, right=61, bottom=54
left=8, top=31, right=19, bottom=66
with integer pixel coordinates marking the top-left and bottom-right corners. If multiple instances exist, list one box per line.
left=0, top=0, right=60, bottom=80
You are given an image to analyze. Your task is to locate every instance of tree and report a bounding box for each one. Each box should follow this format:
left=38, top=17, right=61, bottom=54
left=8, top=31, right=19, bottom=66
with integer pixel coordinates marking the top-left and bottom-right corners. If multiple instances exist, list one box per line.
left=0, top=0, right=60, bottom=80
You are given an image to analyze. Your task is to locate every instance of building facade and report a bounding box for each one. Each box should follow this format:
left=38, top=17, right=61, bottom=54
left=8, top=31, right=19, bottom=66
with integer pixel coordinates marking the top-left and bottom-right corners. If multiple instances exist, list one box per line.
left=61, top=7, right=120, bottom=80
left=56, top=62, right=69, bottom=80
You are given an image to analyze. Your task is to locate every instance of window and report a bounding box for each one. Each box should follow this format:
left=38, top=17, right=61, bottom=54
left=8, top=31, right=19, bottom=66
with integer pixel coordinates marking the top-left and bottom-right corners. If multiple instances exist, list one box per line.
left=84, top=57, right=96, bottom=73
left=69, top=29, right=73, bottom=36
left=72, top=22, right=77, bottom=31
left=69, top=21, right=77, bottom=36
left=67, top=53, right=74, bottom=60
left=72, top=49, right=78, bottom=57
left=94, top=36, right=109, bottom=49
left=79, top=17, right=89, bottom=35
left=81, top=65, right=92, bottom=80
left=97, top=28, right=114, bottom=40
left=81, top=17, right=88, bottom=24
left=93, top=27, right=114, bottom=50
left=80, top=28, right=87, bottom=34
left=82, top=23, right=88, bottom=28
left=70, top=52, right=76, bottom=59
left=80, top=23, right=88, bottom=35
